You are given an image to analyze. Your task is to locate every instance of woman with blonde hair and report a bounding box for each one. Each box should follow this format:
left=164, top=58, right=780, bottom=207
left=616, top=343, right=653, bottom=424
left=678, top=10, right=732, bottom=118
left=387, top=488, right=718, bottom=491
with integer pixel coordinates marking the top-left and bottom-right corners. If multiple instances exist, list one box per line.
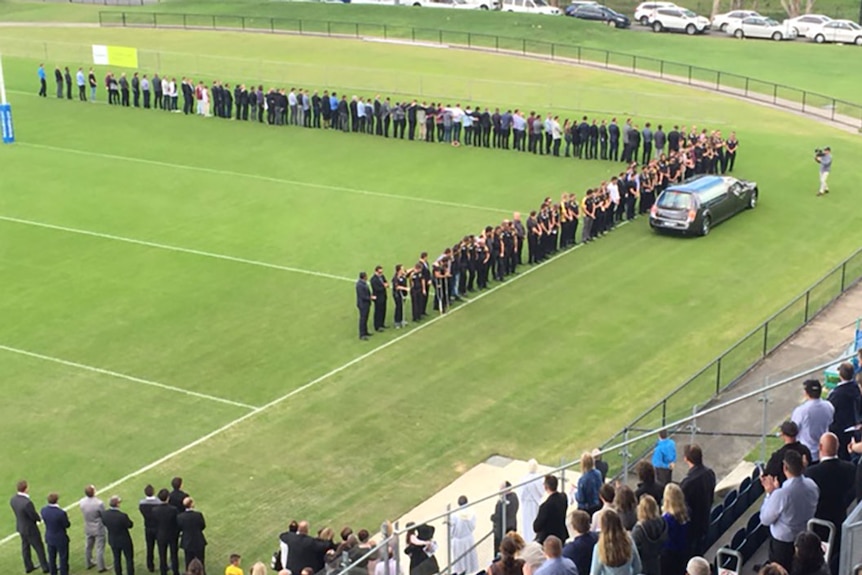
left=631, top=495, right=667, bottom=575
left=576, top=452, right=603, bottom=516
left=589, top=510, right=641, bottom=575
left=660, top=483, right=690, bottom=575
left=250, top=563, right=267, bottom=575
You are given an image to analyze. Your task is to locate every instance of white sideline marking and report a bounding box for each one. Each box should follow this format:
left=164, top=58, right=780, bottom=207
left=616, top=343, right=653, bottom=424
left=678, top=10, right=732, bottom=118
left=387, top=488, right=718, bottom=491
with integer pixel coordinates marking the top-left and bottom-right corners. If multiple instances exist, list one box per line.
left=15, top=142, right=511, bottom=215
left=0, top=220, right=630, bottom=548
left=0, top=344, right=257, bottom=410
left=0, top=215, right=354, bottom=283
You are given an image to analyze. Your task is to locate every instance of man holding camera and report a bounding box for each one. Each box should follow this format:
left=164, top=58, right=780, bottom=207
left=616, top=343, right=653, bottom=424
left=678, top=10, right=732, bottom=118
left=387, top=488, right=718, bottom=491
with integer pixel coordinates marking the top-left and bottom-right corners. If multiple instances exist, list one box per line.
left=815, top=147, right=831, bottom=196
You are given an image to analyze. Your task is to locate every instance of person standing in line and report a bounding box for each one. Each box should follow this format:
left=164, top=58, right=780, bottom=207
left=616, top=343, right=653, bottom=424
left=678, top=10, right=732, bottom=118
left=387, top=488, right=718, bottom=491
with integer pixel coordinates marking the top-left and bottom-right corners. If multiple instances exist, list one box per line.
left=678, top=444, right=715, bottom=555
left=392, top=264, right=409, bottom=329
left=449, top=496, right=478, bottom=575
left=119, top=73, right=130, bottom=107
left=176, top=498, right=206, bottom=573
left=491, top=482, right=519, bottom=552
left=54, top=66, right=63, bottom=99
left=652, top=430, right=676, bottom=486
left=725, top=132, right=738, bottom=172
left=409, top=263, right=425, bottom=324
left=80, top=485, right=106, bottom=572
left=76, top=68, right=86, bottom=101
left=815, top=147, right=832, bottom=197
left=152, top=73, right=162, bottom=110
left=38, top=63, right=47, bottom=97
left=608, top=118, right=620, bottom=162
left=153, top=489, right=179, bottom=575
left=131, top=73, right=140, bottom=108
left=642, top=123, right=654, bottom=164
left=88, top=68, right=97, bottom=102
left=533, top=475, right=568, bottom=544
left=140, top=485, right=160, bottom=574
left=827, top=362, right=860, bottom=460
left=41, top=493, right=71, bottom=575
left=356, top=272, right=374, bottom=341
left=63, top=67, right=72, bottom=100
left=791, top=380, right=834, bottom=464
left=370, top=266, right=389, bottom=333
left=654, top=125, right=666, bottom=157
left=11, top=480, right=50, bottom=574
left=141, top=75, right=151, bottom=109
left=100, top=496, right=134, bottom=575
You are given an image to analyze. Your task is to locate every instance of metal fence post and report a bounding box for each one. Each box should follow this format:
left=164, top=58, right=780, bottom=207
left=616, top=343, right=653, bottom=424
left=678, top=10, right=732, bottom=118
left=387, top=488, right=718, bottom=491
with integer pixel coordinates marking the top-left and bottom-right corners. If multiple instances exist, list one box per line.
left=841, top=262, right=847, bottom=291
left=577, top=46, right=581, bottom=62
left=446, top=504, right=452, bottom=573
left=622, top=428, right=630, bottom=481
left=604, top=51, right=609, bottom=67
left=804, top=290, right=810, bottom=322
left=122, top=12, right=126, bottom=26
left=715, top=357, right=722, bottom=393
left=687, top=66, right=692, bottom=84
left=632, top=56, right=636, bottom=72
left=802, top=91, right=807, bottom=112
left=690, top=405, right=697, bottom=443
left=745, top=77, right=749, bottom=96
left=394, top=521, right=401, bottom=575
left=298, top=19, right=303, bottom=34
left=440, top=29, right=444, bottom=44
left=355, top=22, right=359, bottom=37
left=560, top=457, right=567, bottom=495
left=412, top=28, right=416, bottom=42
left=762, top=322, right=769, bottom=356
left=660, top=60, right=664, bottom=78
left=522, top=38, right=526, bottom=54
left=759, top=386, right=770, bottom=463
left=384, top=24, right=388, bottom=39
left=716, top=71, right=721, bottom=90
left=495, top=35, right=498, bottom=51
left=773, top=84, right=778, bottom=104
left=661, top=400, right=667, bottom=427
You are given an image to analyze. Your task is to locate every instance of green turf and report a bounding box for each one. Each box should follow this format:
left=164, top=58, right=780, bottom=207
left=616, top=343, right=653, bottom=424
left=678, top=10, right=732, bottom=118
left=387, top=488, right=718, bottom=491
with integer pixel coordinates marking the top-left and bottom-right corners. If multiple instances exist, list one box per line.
left=1, top=0, right=862, bottom=104
left=0, top=25, right=860, bottom=574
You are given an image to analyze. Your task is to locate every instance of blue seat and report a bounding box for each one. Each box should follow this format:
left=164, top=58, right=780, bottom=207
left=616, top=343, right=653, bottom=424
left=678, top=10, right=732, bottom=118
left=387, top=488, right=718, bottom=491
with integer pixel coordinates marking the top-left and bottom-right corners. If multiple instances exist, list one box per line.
left=730, top=527, right=746, bottom=551
left=749, top=475, right=764, bottom=502
left=751, top=465, right=762, bottom=482
left=737, top=476, right=752, bottom=509
left=720, top=491, right=738, bottom=533
left=746, top=511, right=761, bottom=536
left=711, top=503, right=724, bottom=522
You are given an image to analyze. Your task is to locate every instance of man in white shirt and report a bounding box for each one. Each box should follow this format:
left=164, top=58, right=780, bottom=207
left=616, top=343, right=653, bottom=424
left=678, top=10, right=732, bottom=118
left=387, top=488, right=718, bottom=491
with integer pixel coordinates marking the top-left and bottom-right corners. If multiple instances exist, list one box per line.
left=551, top=116, right=562, bottom=157
left=607, top=177, right=620, bottom=225
left=161, top=78, right=171, bottom=112
left=792, top=379, right=834, bottom=462
left=288, top=89, right=298, bottom=125
left=759, top=451, right=819, bottom=571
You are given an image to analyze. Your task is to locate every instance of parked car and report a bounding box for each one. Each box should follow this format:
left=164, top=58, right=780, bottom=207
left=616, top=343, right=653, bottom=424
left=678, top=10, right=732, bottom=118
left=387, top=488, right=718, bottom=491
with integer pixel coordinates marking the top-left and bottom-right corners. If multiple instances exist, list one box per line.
left=649, top=7, right=710, bottom=34
left=782, top=13, right=831, bottom=36
left=566, top=0, right=600, bottom=10
left=711, top=9, right=760, bottom=32
left=634, top=1, right=677, bottom=25
left=726, top=16, right=797, bottom=40
left=565, top=4, right=631, bottom=27
left=500, top=0, right=561, bottom=14
left=649, top=175, right=758, bottom=236
left=407, top=0, right=494, bottom=7
left=806, top=19, right=862, bottom=44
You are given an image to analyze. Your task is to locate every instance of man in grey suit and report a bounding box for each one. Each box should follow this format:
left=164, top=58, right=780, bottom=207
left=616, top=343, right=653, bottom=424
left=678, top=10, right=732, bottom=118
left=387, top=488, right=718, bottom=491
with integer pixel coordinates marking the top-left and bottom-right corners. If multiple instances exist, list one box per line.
left=79, top=485, right=107, bottom=572
left=9, top=479, right=49, bottom=574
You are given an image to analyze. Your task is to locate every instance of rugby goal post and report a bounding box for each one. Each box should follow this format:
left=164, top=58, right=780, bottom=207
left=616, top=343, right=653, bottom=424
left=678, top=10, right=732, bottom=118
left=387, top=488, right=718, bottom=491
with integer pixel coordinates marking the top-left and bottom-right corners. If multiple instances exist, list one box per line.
left=0, top=53, right=14, bottom=144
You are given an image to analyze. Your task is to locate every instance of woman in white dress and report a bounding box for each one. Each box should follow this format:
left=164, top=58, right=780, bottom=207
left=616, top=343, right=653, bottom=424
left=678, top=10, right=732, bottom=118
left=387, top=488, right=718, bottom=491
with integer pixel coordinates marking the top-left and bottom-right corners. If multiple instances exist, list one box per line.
left=519, top=459, right=544, bottom=542
left=449, top=496, right=478, bottom=575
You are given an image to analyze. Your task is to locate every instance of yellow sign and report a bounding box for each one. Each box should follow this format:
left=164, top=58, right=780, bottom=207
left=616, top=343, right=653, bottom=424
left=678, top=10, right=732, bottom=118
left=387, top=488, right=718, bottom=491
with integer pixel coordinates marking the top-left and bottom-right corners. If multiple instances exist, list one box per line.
left=107, top=46, right=139, bottom=69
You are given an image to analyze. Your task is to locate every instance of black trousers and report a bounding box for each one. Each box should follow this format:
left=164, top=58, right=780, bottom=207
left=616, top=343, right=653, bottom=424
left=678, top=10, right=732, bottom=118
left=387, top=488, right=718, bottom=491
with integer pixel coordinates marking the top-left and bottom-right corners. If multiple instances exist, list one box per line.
left=111, top=543, right=134, bottom=575
left=21, top=531, right=49, bottom=572
left=78, top=85, right=86, bottom=101
left=600, top=140, right=608, bottom=159
left=183, top=548, right=204, bottom=573
left=157, top=538, right=179, bottom=575
left=133, top=89, right=140, bottom=107
left=643, top=142, right=653, bottom=163
left=39, top=78, right=47, bottom=97
left=145, top=529, right=157, bottom=572
left=768, top=536, right=794, bottom=572
left=358, top=304, right=371, bottom=338
left=154, top=92, right=162, bottom=109
left=394, top=296, right=404, bottom=325
left=410, top=291, right=423, bottom=321
left=609, top=140, right=619, bottom=161
left=373, top=297, right=387, bottom=330
left=143, top=91, right=150, bottom=109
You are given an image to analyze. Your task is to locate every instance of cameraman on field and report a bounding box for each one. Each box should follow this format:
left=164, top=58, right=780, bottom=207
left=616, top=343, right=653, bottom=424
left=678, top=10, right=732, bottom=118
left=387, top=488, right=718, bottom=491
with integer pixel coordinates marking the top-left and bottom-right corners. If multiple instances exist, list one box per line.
left=815, top=146, right=832, bottom=196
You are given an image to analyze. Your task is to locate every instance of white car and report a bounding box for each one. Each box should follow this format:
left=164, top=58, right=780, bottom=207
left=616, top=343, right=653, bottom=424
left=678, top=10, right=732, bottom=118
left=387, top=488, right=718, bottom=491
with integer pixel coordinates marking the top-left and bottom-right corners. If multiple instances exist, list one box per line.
left=649, top=7, right=710, bottom=34
left=711, top=10, right=760, bottom=32
left=726, top=16, right=797, bottom=40
left=500, top=0, right=561, bottom=14
left=783, top=14, right=831, bottom=36
left=806, top=19, right=862, bottom=44
left=634, top=1, right=677, bottom=25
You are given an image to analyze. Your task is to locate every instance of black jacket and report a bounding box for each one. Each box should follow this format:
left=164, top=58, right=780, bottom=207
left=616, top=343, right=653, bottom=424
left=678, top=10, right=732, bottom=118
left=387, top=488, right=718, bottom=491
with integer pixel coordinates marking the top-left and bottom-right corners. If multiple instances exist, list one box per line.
left=176, top=509, right=206, bottom=551
left=100, top=508, right=134, bottom=549
left=680, top=464, right=716, bottom=541
left=533, top=491, right=568, bottom=543
left=152, top=503, right=178, bottom=542
left=632, top=517, right=668, bottom=575
left=805, top=457, right=855, bottom=528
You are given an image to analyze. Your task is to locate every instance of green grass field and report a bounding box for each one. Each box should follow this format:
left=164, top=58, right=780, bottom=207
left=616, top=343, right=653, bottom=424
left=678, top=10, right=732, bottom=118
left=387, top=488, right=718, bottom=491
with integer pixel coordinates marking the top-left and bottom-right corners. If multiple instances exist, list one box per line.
left=0, top=13, right=860, bottom=575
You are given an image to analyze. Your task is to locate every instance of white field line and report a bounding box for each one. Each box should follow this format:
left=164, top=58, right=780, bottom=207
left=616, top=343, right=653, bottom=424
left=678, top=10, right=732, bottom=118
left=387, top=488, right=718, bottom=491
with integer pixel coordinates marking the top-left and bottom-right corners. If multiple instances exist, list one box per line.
left=0, top=221, right=629, bottom=548
left=0, top=344, right=257, bottom=410
left=13, top=141, right=511, bottom=215
left=0, top=215, right=354, bottom=283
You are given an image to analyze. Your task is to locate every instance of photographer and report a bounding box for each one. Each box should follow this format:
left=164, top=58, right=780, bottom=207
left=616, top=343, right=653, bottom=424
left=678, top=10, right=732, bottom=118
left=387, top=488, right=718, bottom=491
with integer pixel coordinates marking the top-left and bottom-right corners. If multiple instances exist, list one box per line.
left=815, top=147, right=831, bottom=196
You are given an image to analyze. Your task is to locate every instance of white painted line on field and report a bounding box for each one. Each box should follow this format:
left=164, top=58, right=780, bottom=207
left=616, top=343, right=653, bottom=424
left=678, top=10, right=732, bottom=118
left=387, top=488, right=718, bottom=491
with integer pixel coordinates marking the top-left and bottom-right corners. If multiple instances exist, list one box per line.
left=0, top=215, right=354, bottom=283
left=0, top=344, right=257, bottom=410
left=0, top=219, right=632, bottom=548
left=14, top=141, right=511, bottom=215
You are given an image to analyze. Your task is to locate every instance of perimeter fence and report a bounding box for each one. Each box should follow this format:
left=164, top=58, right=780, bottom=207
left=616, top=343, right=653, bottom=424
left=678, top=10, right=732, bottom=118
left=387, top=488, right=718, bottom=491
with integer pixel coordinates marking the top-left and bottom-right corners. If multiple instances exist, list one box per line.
left=96, top=10, right=862, bottom=130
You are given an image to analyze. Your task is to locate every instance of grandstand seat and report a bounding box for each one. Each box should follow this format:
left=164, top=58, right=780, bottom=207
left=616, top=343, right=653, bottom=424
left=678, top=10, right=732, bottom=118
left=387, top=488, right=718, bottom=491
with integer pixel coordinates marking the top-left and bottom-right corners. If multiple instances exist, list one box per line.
left=746, top=511, right=761, bottom=536
left=741, top=516, right=761, bottom=562
left=737, top=476, right=752, bottom=509
left=730, top=527, right=746, bottom=552
left=748, top=472, right=764, bottom=502
left=720, top=491, right=738, bottom=533
left=751, top=465, right=761, bottom=482
left=706, top=503, right=724, bottom=549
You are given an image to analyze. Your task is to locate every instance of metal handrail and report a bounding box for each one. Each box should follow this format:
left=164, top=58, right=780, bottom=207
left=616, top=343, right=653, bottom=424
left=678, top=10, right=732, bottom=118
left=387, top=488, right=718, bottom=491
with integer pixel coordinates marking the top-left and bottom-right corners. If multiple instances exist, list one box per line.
left=440, top=528, right=493, bottom=575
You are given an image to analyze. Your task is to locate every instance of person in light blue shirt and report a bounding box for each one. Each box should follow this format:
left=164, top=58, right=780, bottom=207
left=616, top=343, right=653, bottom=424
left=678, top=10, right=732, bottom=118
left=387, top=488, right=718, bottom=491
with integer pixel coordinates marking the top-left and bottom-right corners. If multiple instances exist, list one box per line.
left=534, top=536, right=577, bottom=575
left=651, top=430, right=676, bottom=485
left=37, top=63, right=47, bottom=97
left=76, top=68, right=86, bottom=101
left=815, top=147, right=831, bottom=196
left=760, top=450, right=819, bottom=571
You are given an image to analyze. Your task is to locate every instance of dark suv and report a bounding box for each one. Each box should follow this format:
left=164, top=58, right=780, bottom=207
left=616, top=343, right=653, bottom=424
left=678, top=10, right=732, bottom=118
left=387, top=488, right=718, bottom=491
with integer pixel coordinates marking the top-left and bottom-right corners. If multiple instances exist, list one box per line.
left=649, top=175, right=758, bottom=236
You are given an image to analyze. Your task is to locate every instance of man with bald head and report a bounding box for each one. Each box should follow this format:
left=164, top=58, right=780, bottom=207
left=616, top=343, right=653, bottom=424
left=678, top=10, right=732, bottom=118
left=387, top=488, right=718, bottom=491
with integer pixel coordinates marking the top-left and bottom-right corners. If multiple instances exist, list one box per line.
left=806, top=432, right=855, bottom=573
left=284, top=521, right=333, bottom=575
left=176, top=497, right=206, bottom=572
left=79, top=485, right=106, bottom=571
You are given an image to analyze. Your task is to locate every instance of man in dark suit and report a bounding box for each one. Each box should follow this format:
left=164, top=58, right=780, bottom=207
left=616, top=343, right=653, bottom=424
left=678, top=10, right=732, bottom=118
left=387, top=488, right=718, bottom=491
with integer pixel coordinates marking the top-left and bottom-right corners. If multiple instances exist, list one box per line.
left=283, top=521, right=333, bottom=575
left=532, top=475, right=568, bottom=544
left=370, top=266, right=388, bottom=333
left=100, top=496, right=134, bottom=575
left=491, top=481, right=519, bottom=552
left=765, top=421, right=813, bottom=485
left=828, top=362, right=861, bottom=461
left=153, top=489, right=179, bottom=575
left=167, top=478, right=187, bottom=515
left=176, top=498, right=206, bottom=572
left=608, top=118, right=620, bottom=162
left=806, top=432, right=855, bottom=574
left=679, top=444, right=716, bottom=555
left=41, top=493, right=70, bottom=575
left=10, top=480, right=49, bottom=574
left=355, top=272, right=373, bottom=341
left=139, top=485, right=160, bottom=573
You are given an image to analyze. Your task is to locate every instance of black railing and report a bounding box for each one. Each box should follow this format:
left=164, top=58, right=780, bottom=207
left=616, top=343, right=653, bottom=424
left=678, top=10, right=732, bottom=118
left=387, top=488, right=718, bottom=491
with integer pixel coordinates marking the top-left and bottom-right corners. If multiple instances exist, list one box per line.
left=98, top=11, right=862, bottom=130
left=601, top=245, right=862, bottom=468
